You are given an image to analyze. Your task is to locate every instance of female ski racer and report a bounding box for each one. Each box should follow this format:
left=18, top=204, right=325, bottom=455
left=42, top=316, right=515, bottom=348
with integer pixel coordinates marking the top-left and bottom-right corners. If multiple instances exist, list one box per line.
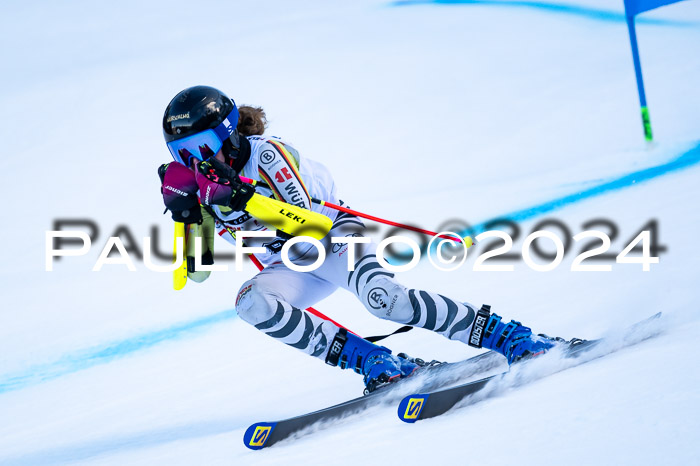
left=159, top=85, right=573, bottom=393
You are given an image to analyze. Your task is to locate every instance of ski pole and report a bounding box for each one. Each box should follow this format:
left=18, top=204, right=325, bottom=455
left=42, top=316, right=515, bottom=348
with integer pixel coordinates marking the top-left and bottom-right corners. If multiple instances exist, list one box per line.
left=237, top=195, right=420, bottom=342
left=237, top=176, right=474, bottom=247
left=214, top=219, right=359, bottom=335
left=246, top=250, right=359, bottom=336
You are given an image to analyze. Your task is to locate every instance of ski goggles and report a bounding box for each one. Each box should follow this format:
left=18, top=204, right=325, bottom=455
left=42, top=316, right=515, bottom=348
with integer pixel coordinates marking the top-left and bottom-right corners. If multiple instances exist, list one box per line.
left=166, top=108, right=239, bottom=166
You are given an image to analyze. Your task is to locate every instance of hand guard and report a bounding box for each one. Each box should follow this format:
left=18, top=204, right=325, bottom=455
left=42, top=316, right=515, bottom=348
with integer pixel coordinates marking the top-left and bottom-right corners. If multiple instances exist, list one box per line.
left=195, top=158, right=255, bottom=211
left=158, top=162, right=202, bottom=224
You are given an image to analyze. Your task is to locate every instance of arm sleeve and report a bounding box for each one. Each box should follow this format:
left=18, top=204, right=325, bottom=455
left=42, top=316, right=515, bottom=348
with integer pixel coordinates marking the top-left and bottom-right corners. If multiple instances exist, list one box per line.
left=256, top=141, right=312, bottom=210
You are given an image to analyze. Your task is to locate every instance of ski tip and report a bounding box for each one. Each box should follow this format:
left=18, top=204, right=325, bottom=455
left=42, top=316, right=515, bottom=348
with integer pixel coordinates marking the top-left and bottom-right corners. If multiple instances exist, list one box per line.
left=243, top=422, right=277, bottom=450
left=397, top=394, right=429, bottom=424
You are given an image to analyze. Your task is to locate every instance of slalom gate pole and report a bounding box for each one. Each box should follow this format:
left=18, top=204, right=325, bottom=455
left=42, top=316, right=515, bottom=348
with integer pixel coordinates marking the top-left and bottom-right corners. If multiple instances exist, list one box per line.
left=625, top=12, right=653, bottom=142
left=238, top=176, right=474, bottom=247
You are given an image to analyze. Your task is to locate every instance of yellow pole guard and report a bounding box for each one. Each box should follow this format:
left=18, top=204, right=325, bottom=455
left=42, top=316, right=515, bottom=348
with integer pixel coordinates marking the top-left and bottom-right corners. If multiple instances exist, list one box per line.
left=173, top=222, right=187, bottom=290
left=245, top=193, right=333, bottom=240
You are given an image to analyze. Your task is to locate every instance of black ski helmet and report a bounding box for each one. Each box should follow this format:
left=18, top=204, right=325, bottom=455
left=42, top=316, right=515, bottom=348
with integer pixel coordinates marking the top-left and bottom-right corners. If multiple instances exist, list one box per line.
left=162, top=85, right=242, bottom=165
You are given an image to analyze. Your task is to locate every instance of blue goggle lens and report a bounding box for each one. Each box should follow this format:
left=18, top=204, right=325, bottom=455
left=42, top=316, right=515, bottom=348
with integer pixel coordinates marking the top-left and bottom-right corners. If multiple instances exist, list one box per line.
left=166, top=129, right=224, bottom=166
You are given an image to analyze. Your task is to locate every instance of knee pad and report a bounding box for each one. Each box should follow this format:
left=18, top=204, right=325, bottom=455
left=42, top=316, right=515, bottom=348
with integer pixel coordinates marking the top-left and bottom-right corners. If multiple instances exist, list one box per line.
left=235, top=281, right=279, bottom=326
left=359, top=276, right=413, bottom=323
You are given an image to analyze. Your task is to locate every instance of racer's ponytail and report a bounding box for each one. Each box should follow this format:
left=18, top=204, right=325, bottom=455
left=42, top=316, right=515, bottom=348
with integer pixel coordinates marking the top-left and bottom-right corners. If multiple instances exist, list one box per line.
left=237, top=106, right=268, bottom=137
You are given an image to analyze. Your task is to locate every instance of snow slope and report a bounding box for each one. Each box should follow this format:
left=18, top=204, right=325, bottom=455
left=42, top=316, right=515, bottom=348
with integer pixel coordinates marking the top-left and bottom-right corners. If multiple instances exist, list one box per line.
left=1, top=0, right=699, bottom=464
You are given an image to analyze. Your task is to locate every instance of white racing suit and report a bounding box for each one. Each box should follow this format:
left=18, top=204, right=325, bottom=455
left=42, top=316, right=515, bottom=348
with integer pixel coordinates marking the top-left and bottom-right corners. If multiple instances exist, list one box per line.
left=208, top=136, right=479, bottom=360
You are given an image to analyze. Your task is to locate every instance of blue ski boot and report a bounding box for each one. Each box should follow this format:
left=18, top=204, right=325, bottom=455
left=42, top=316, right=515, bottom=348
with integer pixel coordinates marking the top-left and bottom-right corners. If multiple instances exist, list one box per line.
left=467, top=305, right=578, bottom=364
left=325, top=328, right=422, bottom=394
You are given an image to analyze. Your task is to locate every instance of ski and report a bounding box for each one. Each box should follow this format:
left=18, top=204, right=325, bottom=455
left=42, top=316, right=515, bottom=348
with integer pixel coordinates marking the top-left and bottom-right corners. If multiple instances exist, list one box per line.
left=397, top=312, right=663, bottom=423
left=243, top=350, right=504, bottom=450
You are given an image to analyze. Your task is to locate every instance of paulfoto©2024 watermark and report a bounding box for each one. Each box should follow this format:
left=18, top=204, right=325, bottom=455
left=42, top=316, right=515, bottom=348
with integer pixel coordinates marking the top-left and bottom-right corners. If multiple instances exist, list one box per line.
left=45, top=218, right=663, bottom=273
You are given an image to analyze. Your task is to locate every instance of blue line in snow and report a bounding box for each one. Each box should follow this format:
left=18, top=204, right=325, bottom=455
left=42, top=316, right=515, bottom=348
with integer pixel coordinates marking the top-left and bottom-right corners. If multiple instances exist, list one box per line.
left=0, top=309, right=237, bottom=395
left=391, top=0, right=698, bottom=27
left=1, top=142, right=699, bottom=396
left=462, top=141, right=700, bottom=237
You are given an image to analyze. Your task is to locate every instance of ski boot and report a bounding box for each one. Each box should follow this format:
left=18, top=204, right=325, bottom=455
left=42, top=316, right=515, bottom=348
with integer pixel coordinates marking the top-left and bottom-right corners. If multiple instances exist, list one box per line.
left=468, top=305, right=585, bottom=364
left=325, top=328, right=426, bottom=394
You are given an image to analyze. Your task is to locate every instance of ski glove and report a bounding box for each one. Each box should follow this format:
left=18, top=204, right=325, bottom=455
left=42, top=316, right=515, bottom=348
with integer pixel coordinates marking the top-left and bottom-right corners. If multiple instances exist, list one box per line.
left=158, top=162, right=202, bottom=224
left=195, top=158, right=255, bottom=211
